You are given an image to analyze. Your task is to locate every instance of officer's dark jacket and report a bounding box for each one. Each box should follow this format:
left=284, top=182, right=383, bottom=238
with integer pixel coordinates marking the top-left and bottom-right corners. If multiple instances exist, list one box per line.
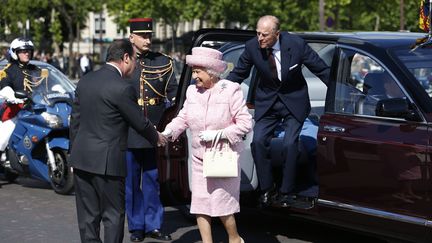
left=0, top=61, right=39, bottom=91
left=127, top=51, right=178, bottom=148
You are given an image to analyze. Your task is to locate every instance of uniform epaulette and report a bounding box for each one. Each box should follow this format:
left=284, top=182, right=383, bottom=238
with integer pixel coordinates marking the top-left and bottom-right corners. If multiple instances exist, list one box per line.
left=0, top=63, right=11, bottom=80
left=160, top=52, right=173, bottom=60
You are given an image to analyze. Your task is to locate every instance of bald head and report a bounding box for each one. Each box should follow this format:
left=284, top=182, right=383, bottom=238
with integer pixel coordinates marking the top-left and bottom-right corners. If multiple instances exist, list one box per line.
left=256, top=15, right=280, bottom=49
left=257, top=15, right=280, bottom=33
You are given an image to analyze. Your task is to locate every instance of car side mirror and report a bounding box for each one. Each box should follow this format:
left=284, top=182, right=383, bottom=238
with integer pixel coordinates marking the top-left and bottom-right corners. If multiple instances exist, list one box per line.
left=375, top=98, right=420, bottom=121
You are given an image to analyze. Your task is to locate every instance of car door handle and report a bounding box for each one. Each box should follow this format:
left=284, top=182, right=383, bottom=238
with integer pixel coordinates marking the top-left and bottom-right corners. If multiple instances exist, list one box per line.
left=323, top=125, right=345, bottom=133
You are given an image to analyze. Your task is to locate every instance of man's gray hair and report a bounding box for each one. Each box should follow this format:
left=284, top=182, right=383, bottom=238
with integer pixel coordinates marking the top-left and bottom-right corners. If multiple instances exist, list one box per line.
left=257, top=15, right=280, bottom=33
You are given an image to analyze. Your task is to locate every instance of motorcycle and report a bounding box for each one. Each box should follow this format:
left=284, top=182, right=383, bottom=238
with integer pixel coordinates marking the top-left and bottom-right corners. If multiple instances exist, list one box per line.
left=0, top=65, right=75, bottom=194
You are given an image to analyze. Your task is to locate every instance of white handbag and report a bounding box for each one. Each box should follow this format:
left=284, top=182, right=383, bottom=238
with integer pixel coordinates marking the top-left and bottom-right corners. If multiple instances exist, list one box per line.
left=202, top=130, right=238, bottom=178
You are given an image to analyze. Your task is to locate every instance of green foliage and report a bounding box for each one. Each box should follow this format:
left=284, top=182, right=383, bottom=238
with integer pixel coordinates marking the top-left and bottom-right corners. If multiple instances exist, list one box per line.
left=0, top=0, right=428, bottom=51
left=49, top=10, right=63, bottom=46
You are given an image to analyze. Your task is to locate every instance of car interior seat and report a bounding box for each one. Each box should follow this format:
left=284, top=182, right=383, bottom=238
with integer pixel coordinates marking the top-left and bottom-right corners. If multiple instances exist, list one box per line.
left=363, top=72, right=388, bottom=96
left=361, top=72, right=390, bottom=115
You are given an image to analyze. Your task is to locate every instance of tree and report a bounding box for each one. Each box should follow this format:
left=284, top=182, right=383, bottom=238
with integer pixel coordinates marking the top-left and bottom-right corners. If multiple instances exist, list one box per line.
left=50, top=0, right=103, bottom=74
left=106, top=0, right=188, bottom=52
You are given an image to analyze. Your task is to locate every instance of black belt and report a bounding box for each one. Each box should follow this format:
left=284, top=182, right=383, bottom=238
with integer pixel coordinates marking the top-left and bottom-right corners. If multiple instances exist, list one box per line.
left=138, top=97, right=163, bottom=106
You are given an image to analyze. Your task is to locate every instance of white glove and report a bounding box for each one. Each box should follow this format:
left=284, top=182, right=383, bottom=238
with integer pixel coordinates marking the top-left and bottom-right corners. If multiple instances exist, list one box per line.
left=198, top=130, right=221, bottom=142
left=0, top=86, right=15, bottom=100
left=6, top=98, right=24, bottom=104
left=161, top=128, right=173, bottom=138
left=0, top=87, right=24, bottom=104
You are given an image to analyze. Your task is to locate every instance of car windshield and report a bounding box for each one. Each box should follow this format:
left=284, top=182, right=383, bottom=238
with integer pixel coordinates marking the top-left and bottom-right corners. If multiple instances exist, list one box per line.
left=392, top=47, right=432, bottom=97
left=25, top=64, right=75, bottom=105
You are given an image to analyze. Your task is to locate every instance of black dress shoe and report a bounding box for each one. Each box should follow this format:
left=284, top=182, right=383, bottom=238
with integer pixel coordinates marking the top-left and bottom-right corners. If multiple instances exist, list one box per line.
left=130, top=230, right=145, bottom=242
left=259, top=187, right=277, bottom=207
left=146, top=229, right=172, bottom=241
left=292, top=196, right=317, bottom=209
left=274, top=193, right=296, bottom=208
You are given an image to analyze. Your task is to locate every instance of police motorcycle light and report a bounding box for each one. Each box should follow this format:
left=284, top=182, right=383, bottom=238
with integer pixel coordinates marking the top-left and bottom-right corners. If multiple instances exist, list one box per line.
left=41, top=112, right=63, bottom=128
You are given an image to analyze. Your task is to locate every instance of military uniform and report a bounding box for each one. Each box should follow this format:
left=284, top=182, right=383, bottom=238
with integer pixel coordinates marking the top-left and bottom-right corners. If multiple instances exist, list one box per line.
left=0, top=61, right=40, bottom=121
left=127, top=51, right=177, bottom=148
left=0, top=60, right=40, bottom=151
left=0, top=61, right=40, bottom=91
left=125, top=17, right=177, bottom=241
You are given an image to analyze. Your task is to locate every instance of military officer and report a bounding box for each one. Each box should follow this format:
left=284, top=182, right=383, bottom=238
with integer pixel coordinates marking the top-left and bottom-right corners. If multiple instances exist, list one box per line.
left=0, top=37, right=40, bottom=152
left=126, top=18, right=177, bottom=242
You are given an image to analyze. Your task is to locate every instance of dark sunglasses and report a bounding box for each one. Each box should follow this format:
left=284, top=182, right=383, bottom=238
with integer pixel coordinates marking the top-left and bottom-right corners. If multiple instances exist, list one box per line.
left=17, top=49, right=32, bottom=54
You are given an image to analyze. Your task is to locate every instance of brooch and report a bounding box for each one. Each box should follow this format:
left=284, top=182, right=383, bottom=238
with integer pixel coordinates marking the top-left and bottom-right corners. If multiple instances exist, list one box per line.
left=221, top=82, right=227, bottom=90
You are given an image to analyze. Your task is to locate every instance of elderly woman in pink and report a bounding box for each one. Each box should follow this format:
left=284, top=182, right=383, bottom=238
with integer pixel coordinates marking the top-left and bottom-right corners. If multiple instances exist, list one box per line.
left=162, top=47, right=252, bottom=243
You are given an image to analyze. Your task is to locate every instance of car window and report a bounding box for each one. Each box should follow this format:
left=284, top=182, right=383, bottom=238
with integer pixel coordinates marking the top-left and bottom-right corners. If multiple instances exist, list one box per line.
left=333, top=49, right=406, bottom=117
left=199, top=41, right=255, bottom=106
left=392, top=47, right=432, bottom=98
left=302, top=43, right=335, bottom=116
left=219, top=43, right=252, bottom=88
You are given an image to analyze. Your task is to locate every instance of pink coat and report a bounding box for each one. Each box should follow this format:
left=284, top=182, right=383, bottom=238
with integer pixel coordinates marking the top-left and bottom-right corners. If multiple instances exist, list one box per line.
left=166, top=79, right=252, bottom=157
left=165, top=79, right=252, bottom=216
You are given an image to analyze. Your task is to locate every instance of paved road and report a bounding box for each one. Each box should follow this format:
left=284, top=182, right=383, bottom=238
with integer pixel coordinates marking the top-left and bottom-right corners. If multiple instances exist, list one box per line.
left=0, top=177, right=386, bottom=243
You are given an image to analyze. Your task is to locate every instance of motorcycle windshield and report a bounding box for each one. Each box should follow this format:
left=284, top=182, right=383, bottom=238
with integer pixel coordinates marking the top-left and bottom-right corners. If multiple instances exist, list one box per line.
left=28, top=65, right=75, bottom=105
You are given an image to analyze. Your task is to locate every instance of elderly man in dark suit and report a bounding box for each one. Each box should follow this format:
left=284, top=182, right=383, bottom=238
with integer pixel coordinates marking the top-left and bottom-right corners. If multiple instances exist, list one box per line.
left=227, top=15, right=330, bottom=208
left=69, top=39, right=167, bottom=243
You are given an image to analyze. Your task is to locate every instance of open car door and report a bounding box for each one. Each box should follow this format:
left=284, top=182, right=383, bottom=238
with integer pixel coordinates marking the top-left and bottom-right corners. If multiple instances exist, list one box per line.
left=157, top=29, right=257, bottom=205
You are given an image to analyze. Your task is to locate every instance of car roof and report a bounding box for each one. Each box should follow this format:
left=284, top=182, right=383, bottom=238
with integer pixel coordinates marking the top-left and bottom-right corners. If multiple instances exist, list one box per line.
left=193, top=29, right=427, bottom=50
left=296, top=31, right=426, bottom=48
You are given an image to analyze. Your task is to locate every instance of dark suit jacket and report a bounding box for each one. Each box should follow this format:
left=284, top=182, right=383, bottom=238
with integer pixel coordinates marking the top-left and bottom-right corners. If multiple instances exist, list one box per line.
left=127, top=51, right=178, bottom=149
left=227, top=32, right=330, bottom=122
left=69, top=64, right=159, bottom=177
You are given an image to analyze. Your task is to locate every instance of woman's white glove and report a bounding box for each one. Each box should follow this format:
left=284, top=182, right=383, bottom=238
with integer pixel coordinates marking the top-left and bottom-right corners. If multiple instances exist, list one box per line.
left=161, top=128, right=173, bottom=138
left=198, top=130, right=226, bottom=142
left=6, top=97, right=24, bottom=104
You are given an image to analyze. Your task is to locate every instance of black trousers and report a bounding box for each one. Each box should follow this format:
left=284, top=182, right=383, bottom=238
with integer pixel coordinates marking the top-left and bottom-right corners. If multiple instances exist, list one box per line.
left=252, top=98, right=303, bottom=194
left=74, top=169, right=125, bottom=243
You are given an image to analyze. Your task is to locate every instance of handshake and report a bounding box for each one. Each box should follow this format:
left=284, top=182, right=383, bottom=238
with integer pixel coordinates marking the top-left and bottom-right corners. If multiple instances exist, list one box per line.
left=156, top=129, right=173, bottom=147
left=157, top=129, right=226, bottom=147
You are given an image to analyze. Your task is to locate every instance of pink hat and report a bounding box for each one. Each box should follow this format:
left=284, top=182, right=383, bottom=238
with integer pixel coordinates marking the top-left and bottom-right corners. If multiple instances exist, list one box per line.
left=186, top=47, right=227, bottom=74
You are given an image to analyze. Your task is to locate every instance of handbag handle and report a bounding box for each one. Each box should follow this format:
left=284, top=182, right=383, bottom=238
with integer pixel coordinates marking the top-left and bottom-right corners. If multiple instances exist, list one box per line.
left=209, top=130, right=224, bottom=152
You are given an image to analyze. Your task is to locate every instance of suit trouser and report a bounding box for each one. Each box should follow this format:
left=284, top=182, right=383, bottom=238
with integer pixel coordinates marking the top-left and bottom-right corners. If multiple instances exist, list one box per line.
left=125, top=148, right=163, bottom=233
left=252, top=98, right=303, bottom=194
left=73, top=169, right=125, bottom=243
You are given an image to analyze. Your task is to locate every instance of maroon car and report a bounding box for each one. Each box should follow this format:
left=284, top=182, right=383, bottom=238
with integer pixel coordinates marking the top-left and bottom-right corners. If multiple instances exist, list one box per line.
left=157, top=29, right=432, bottom=243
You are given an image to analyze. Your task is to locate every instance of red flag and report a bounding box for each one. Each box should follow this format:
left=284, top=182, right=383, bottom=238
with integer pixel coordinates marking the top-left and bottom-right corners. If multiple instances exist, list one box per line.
left=420, top=0, right=430, bottom=32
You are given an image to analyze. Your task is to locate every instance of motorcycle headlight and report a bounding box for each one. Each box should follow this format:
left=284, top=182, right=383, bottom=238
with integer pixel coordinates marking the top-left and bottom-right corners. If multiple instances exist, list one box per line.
left=41, top=112, right=63, bottom=128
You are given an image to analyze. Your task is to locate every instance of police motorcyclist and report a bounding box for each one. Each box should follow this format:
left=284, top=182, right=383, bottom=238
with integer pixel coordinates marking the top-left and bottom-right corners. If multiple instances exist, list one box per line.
left=0, top=37, right=38, bottom=152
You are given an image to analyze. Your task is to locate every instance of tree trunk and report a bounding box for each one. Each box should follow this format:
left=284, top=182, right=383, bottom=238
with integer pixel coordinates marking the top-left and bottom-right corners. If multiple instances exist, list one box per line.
left=400, top=0, right=405, bottom=31
left=375, top=14, right=380, bottom=31
left=51, top=9, right=60, bottom=55
left=171, top=23, right=177, bottom=53
left=319, top=0, right=325, bottom=31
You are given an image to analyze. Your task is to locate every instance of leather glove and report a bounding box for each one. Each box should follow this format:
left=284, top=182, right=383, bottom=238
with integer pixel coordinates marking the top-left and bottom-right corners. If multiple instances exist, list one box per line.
left=161, top=128, right=173, bottom=138
left=198, top=130, right=220, bottom=142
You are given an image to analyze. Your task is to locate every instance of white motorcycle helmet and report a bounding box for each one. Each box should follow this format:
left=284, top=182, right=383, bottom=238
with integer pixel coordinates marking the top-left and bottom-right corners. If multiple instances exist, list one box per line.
left=9, top=37, right=34, bottom=61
